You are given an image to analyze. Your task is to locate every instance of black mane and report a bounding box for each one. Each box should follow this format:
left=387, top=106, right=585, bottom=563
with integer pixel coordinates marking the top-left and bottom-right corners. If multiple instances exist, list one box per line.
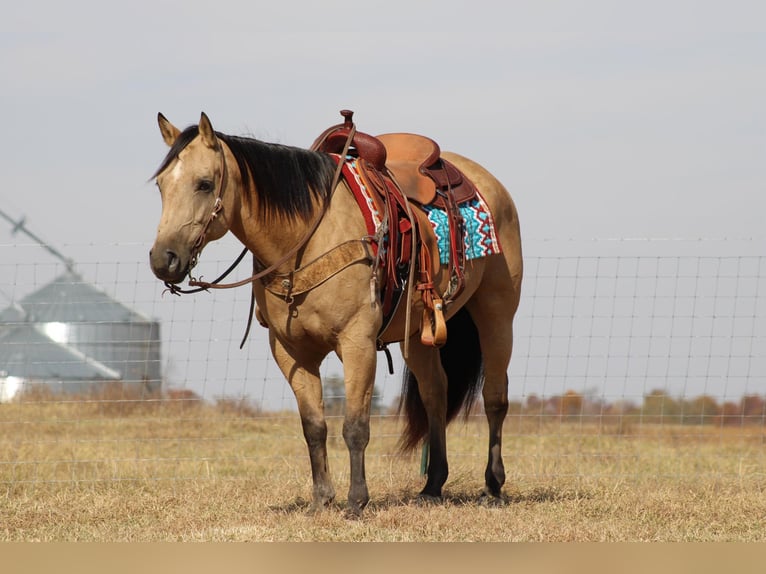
left=152, top=125, right=337, bottom=221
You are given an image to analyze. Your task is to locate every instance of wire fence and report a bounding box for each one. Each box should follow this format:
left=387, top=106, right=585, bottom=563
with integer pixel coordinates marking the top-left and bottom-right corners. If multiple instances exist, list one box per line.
left=1, top=238, right=765, bottom=487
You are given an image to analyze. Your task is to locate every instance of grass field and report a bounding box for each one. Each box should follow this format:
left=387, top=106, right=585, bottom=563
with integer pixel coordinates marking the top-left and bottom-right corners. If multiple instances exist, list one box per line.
left=1, top=397, right=765, bottom=541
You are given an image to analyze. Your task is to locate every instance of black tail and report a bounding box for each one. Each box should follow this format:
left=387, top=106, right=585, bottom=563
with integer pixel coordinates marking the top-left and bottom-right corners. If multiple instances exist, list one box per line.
left=397, top=307, right=484, bottom=452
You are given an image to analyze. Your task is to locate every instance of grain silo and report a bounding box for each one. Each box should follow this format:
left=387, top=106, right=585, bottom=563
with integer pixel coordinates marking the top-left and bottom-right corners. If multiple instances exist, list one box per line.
left=0, top=210, right=161, bottom=401
left=0, top=270, right=162, bottom=401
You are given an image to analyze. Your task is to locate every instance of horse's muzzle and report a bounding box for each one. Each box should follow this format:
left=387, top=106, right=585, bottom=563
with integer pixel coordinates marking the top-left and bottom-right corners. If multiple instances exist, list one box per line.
left=149, top=246, right=188, bottom=284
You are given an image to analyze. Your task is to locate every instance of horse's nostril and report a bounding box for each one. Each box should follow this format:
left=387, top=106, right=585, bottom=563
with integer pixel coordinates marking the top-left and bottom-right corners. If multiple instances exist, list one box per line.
left=166, top=250, right=179, bottom=272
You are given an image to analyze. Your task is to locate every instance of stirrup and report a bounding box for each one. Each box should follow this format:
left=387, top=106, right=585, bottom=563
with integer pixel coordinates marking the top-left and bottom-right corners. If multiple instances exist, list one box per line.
left=420, top=298, right=447, bottom=347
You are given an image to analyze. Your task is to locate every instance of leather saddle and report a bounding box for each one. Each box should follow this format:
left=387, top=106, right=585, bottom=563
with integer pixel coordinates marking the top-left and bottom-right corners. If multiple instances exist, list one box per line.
left=312, top=110, right=478, bottom=347
left=312, top=111, right=478, bottom=210
left=375, top=133, right=477, bottom=209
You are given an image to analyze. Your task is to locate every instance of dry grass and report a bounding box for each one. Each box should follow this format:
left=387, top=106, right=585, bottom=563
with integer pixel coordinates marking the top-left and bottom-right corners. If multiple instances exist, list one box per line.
left=1, top=397, right=765, bottom=541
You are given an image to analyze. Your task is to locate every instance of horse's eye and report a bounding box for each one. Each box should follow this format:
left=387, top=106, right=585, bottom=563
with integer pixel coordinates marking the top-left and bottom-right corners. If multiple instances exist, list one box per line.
left=196, top=179, right=214, bottom=193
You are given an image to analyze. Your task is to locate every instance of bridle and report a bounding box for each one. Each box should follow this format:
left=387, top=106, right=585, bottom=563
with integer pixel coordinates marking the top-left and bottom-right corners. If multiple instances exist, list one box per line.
left=162, top=138, right=233, bottom=296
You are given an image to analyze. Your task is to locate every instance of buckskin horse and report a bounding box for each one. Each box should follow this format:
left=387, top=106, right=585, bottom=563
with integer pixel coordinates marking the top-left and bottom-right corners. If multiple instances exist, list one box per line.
left=149, top=110, right=522, bottom=516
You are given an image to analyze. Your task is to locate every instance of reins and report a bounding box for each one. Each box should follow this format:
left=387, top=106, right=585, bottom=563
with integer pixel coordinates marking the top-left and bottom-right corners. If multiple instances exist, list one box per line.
left=185, top=123, right=356, bottom=292
left=163, top=245, right=249, bottom=296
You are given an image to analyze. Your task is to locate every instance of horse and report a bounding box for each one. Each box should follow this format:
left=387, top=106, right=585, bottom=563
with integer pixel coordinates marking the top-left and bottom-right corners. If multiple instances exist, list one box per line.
left=149, top=111, right=522, bottom=516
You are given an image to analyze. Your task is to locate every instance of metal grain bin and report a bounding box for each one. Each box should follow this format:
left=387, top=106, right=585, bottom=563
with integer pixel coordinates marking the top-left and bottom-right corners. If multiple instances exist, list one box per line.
left=0, top=271, right=161, bottom=400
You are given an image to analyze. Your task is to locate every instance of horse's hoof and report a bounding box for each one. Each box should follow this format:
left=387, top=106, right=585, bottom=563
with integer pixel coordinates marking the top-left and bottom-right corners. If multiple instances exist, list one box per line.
left=307, top=503, right=326, bottom=516
left=307, top=496, right=334, bottom=515
left=344, top=506, right=364, bottom=520
left=478, top=488, right=507, bottom=507
left=415, top=493, right=442, bottom=506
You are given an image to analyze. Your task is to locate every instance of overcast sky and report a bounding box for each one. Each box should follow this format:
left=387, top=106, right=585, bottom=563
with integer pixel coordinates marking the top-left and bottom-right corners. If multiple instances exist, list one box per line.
left=2, top=0, right=764, bottom=245
left=1, top=1, right=765, bottom=406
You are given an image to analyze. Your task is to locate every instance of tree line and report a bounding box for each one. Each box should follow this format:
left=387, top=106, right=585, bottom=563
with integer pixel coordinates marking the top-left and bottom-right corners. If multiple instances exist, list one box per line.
left=322, top=374, right=766, bottom=427
left=512, top=389, right=766, bottom=426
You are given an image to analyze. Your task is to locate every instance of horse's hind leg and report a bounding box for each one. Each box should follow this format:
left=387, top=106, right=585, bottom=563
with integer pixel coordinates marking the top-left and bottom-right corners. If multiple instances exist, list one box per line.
left=270, top=335, right=336, bottom=511
left=401, top=341, right=450, bottom=499
left=466, top=260, right=521, bottom=500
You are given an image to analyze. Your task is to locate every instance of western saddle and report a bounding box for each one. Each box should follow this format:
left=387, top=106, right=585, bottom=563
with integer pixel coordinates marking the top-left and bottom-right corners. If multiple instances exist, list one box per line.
left=312, top=110, right=479, bottom=348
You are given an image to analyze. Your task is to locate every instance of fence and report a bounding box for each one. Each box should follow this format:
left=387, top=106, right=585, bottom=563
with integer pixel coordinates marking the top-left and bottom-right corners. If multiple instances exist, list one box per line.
left=516, top=240, right=766, bottom=415
left=1, top=238, right=765, bottom=487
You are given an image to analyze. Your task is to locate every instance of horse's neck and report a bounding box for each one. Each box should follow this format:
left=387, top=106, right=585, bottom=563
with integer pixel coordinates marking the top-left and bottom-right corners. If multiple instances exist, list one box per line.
left=231, top=181, right=364, bottom=271
left=306, top=182, right=367, bottom=252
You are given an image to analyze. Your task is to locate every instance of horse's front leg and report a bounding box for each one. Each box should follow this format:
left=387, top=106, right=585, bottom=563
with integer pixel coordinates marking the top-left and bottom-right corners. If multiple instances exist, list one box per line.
left=270, top=334, right=335, bottom=511
left=337, top=337, right=377, bottom=517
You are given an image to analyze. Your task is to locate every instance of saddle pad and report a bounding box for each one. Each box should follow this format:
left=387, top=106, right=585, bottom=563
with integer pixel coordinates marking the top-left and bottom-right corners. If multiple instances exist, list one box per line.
left=421, top=195, right=502, bottom=265
left=338, top=156, right=501, bottom=266
left=337, top=156, right=385, bottom=255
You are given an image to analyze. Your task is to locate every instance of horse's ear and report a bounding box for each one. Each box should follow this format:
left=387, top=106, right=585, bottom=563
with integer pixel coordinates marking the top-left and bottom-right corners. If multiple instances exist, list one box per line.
left=158, top=113, right=181, bottom=147
left=198, top=112, right=219, bottom=149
